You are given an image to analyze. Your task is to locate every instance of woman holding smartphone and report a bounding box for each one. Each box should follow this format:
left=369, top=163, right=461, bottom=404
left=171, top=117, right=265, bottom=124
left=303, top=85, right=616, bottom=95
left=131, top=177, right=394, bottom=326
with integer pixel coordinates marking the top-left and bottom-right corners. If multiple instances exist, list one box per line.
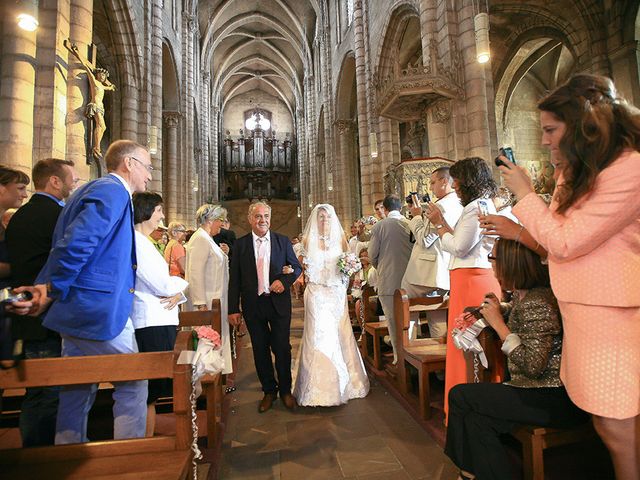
left=425, top=157, right=502, bottom=420
left=501, top=74, right=640, bottom=479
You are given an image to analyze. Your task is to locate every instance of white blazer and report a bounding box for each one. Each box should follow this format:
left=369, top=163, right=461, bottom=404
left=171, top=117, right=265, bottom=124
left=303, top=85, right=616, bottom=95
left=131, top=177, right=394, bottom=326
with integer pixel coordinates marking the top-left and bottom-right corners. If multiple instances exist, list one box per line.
left=185, top=227, right=232, bottom=374
left=402, top=192, right=464, bottom=290
left=131, top=231, right=188, bottom=329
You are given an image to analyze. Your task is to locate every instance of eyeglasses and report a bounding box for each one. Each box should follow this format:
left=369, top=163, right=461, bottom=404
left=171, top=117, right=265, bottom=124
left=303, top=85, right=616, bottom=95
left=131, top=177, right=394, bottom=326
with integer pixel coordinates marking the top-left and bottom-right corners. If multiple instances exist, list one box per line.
left=130, top=156, right=154, bottom=172
left=488, top=254, right=497, bottom=261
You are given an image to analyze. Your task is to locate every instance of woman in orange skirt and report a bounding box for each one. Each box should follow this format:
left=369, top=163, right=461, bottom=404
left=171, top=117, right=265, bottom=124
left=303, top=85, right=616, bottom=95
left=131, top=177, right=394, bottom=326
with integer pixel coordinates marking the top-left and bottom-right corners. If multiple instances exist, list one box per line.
left=426, top=157, right=503, bottom=420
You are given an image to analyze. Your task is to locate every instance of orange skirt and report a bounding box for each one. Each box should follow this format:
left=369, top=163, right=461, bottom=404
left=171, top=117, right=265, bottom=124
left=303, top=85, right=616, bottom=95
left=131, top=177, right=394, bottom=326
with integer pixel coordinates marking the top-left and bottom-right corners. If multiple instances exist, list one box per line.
left=444, top=267, right=503, bottom=419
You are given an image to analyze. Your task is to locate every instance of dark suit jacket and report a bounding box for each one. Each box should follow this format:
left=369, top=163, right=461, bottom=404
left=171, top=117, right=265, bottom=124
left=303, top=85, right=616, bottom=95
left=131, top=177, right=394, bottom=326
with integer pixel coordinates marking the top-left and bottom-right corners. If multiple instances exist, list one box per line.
left=213, top=228, right=236, bottom=256
left=228, top=231, right=302, bottom=319
left=6, top=193, right=63, bottom=341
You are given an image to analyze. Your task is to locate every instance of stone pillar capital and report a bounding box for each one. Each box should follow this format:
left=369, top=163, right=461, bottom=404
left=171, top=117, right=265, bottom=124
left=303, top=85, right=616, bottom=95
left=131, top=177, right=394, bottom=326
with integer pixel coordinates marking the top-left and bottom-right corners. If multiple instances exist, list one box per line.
left=202, top=71, right=211, bottom=82
left=334, top=119, right=355, bottom=135
left=163, top=111, right=182, bottom=128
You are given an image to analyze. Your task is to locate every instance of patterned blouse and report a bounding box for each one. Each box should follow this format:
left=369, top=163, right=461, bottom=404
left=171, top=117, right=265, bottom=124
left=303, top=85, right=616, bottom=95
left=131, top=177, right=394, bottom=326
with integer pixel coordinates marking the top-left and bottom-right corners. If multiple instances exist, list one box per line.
left=501, top=287, right=563, bottom=388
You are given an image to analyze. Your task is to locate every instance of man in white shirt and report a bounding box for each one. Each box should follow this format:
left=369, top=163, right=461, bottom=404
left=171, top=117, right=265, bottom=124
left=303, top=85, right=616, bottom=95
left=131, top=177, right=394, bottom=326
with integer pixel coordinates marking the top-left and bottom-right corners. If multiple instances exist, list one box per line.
left=368, top=195, right=412, bottom=364
left=401, top=167, right=464, bottom=339
left=348, top=223, right=359, bottom=254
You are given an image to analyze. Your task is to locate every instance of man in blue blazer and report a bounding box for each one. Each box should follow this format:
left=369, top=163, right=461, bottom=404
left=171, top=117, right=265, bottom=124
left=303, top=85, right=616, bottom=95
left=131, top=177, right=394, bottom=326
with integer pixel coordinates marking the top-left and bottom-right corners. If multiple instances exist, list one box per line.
left=34, top=139, right=153, bottom=444
left=228, top=202, right=302, bottom=413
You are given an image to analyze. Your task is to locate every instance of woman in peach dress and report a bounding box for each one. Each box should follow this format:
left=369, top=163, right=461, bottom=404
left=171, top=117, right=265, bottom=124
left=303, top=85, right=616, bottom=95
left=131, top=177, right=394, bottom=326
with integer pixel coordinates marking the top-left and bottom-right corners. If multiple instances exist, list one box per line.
left=501, top=74, right=640, bottom=479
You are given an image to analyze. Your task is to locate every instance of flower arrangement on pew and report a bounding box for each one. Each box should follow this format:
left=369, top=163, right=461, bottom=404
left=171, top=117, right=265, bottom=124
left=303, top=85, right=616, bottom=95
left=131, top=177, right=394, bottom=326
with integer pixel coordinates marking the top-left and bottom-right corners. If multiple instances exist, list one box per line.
left=185, top=326, right=225, bottom=478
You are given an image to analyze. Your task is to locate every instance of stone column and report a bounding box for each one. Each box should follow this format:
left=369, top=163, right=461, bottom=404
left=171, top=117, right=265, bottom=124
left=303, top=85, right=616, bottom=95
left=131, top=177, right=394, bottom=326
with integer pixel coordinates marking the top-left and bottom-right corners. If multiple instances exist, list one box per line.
left=65, top=0, right=93, bottom=180
left=377, top=117, right=393, bottom=194
left=33, top=0, right=71, bottom=161
left=352, top=0, right=372, bottom=213
left=163, top=111, right=181, bottom=224
left=334, top=119, right=357, bottom=224
left=210, top=105, right=219, bottom=201
left=0, top=13, right=38, bottom=175
left=426, top=100, right=451, bottom=157
left=201, top=72, right=211, bottom=202
left=181, top=12, right=197, bottom=222
left=149, top=0, right=163, bottom=192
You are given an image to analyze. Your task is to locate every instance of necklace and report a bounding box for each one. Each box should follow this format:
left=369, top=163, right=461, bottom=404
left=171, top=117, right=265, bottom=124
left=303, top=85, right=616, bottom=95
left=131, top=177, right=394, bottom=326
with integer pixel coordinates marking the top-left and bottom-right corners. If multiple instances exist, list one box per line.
left=318, top=234, right=330, bottom=241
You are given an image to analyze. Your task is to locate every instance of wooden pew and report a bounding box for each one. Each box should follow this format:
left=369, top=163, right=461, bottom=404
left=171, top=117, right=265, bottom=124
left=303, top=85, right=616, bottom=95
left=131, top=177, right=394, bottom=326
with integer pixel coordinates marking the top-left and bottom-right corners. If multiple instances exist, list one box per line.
left=463, top=327, right=597, bottom=480
left=394, top=289, right=447, bottom=420
left=178, top=299, right=224, bottom=448
left=0, top=330, right=196, bottom=480
left=360, top=285, right=388, bottom=370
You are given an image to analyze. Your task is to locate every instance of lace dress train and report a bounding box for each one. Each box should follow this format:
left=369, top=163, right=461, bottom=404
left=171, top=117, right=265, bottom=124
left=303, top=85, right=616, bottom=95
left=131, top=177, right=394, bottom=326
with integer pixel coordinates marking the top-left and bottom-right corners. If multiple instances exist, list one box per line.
left=293, top=282, right=370, bottom=406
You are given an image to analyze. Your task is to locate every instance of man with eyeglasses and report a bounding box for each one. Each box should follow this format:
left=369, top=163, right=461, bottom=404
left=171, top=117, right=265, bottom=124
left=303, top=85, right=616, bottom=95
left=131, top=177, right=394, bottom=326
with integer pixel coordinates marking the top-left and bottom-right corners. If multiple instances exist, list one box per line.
left=12, top=140, right=153, bottom=444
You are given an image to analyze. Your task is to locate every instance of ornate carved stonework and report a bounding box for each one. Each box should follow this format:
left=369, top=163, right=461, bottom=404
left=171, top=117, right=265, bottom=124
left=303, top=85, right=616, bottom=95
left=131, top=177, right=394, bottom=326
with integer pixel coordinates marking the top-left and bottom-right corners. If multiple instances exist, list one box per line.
left=334, top=119, right=355, bottom=135
left=163, top=111, right=182, bottom=128
left=383, top=157, right=455, bottom=198
left=431, top=100, right=452, bottom=123
left=376, top=38, right=464, bottom=122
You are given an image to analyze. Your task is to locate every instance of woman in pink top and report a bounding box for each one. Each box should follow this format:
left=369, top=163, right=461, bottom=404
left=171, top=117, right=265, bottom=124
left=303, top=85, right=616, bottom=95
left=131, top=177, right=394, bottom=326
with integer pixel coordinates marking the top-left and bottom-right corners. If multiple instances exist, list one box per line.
left=501, top=74, right=640, bottom=479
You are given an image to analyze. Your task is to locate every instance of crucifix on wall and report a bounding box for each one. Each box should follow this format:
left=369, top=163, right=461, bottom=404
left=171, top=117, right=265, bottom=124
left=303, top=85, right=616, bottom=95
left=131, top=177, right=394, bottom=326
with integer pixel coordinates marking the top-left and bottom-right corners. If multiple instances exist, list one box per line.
left=64, top=39, right=116, bottom=160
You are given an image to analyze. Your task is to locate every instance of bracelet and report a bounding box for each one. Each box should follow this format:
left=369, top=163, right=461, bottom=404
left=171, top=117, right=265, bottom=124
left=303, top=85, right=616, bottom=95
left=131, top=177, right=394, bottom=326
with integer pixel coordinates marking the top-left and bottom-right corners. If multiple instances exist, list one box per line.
left=435, top=224, right=444, bottom=229
left=514, top=224, right=525, bottom=244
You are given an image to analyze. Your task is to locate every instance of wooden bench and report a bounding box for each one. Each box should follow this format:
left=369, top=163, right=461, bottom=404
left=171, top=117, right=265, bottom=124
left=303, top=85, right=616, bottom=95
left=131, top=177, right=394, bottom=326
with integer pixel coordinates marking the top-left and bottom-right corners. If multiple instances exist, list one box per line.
left=360, top=285, right=388, bottom=370
left=178, top=299, right=224, bottom=448
left=464, top=328, right=597, bottom=480
left=0, top=330, right=196, bottom=479
left=394, top=289, right=447, bottom=419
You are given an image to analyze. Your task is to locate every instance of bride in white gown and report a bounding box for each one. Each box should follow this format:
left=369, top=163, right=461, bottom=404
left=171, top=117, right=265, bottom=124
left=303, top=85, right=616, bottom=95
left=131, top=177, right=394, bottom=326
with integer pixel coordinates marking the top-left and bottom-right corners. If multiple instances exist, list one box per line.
left=293, top=204, right=370, bottom=406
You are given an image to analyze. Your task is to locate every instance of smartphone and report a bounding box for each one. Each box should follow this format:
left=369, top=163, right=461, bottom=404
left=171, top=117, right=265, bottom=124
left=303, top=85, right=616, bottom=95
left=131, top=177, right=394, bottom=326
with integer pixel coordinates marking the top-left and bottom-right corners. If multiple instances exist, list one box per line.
left=477, top=199, right=490, bottom=216
left=495, top=147, right=516, bottom=167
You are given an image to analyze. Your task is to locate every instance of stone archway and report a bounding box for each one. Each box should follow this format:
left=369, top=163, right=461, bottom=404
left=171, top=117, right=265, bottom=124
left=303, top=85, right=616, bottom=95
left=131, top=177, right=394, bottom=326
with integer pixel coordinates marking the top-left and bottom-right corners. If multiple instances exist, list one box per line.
left=334, top=53, right=360, bottom=225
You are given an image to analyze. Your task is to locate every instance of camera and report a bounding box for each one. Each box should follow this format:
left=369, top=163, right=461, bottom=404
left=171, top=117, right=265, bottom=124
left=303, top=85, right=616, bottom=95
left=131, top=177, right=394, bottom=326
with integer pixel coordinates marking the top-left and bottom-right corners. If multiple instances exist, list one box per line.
left=0, top=287, right=33, bottom=304
left=405, top=192, right=431, bottom=205
left=495, top=147, right=516, bottom=168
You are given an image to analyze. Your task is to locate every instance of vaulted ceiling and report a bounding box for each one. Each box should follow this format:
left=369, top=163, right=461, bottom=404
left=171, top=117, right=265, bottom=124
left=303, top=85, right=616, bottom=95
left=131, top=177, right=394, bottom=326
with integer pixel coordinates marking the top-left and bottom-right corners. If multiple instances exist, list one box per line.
left=199, top=0, right=320, bottom=117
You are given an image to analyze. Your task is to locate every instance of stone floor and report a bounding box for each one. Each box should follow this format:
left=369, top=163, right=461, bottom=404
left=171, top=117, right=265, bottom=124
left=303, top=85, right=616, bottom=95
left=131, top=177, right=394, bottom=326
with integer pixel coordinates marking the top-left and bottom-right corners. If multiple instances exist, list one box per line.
left=218, top=299, right=459, bottom=480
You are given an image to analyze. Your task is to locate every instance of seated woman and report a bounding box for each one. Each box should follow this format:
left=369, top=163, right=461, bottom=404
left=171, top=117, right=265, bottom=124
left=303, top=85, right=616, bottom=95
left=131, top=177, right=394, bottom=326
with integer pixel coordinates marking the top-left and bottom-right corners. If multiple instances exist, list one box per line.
left=351, top=248, right=374, bottom=323
left=444, top=238, right=588, bottom=480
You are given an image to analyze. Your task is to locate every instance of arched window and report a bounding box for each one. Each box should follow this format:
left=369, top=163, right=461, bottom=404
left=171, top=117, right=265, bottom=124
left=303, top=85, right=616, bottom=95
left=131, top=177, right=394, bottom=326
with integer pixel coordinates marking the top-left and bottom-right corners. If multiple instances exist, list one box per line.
left=346, top=0, right=354, bottom=26
left=244, top=108, right=272, bottom=132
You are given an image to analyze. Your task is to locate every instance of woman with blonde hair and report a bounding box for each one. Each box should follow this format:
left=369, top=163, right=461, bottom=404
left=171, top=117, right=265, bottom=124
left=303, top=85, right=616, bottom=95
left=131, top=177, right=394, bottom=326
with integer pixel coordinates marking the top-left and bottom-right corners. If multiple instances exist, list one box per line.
left=185, top=204, right=232, bottom=375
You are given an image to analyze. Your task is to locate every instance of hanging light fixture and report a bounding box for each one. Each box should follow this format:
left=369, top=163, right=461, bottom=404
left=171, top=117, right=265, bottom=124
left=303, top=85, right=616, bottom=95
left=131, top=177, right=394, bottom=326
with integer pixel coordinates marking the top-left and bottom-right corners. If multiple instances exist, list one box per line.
left=148, top=126, right=158, bottom=155
left=327, top=172, right=333, bottom=191
left=369, top=132, right=378, bottom=158
left=16, top=0, right=39, bottom=31
left=474, top=12, right=490, bottom=64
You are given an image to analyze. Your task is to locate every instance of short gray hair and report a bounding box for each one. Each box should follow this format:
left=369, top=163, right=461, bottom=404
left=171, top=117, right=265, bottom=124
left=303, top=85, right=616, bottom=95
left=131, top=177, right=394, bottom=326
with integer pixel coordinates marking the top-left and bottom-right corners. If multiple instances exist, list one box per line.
left=195, top=204, right=227, bottom=226
left=168, top=221, right=186, bottom=236
left=248, top=201, right=271, bottom=217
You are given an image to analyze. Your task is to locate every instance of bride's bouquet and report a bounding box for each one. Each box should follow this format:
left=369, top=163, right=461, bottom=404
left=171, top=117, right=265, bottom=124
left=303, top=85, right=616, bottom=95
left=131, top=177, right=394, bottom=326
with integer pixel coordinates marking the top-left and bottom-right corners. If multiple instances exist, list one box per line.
left=337, top=252, right=362, bottom=277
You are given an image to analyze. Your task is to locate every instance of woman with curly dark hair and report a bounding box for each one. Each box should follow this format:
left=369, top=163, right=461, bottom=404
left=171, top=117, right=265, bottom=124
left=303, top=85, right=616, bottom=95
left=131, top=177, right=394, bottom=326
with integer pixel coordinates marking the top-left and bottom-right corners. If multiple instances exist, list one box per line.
left=501, top=74, right=640, bottom=479
left=426, top=157, right=503, bottom=420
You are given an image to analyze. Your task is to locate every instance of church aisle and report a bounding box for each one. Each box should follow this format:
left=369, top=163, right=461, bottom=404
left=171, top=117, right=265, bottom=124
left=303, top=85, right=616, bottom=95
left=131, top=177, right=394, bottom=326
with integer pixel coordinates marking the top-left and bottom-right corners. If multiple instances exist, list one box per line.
left=219, top=298, right=458, bottom=480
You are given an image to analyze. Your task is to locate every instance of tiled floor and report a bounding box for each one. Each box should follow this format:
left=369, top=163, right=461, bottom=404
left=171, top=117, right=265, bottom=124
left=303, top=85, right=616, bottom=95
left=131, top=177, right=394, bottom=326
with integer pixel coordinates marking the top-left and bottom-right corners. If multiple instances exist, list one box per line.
left=219, top=299, right=459, bottom=480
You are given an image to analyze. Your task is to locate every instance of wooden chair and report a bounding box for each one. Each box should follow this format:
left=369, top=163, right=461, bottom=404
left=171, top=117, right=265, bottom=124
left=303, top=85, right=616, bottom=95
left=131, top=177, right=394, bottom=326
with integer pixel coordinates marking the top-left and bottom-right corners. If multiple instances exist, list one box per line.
left=394, top=289, right=447, bottom=420
left=0, top=330, right=196, bottom=480
left=360, top=285, right=389, bottom=370
left=178, top=299, right=223, bottom=448
left=463, top=327, right=596, bottom=480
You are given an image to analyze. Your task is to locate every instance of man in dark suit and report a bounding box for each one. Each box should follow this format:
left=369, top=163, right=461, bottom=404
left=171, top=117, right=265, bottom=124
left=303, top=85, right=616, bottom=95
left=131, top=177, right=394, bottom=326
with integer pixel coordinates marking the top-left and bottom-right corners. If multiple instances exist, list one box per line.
left=6, top=158, right=78, bottom=447
left=213, top=218, right=236, bottom=256
left=228, top=202, right=302, bottom=413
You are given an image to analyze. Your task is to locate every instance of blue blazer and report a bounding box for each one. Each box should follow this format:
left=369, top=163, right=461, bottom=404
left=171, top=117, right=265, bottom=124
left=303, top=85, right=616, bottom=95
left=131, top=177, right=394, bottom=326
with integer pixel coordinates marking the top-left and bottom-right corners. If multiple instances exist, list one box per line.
left=228, top=231, right=302, bottom=319
left=37, top=175, right=136, bottom=341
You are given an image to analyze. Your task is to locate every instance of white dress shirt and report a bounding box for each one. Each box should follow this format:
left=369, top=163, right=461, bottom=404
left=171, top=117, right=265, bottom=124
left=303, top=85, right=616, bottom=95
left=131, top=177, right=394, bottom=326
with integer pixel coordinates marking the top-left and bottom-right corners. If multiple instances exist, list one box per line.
left=252, top=230, right=271, bottom=295
left=131, top=231, right=188, bottom=329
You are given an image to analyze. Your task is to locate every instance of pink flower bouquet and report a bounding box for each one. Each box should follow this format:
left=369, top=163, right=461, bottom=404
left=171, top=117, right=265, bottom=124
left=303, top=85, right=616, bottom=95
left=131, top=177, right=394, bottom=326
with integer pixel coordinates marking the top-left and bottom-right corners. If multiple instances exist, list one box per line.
left=194, top=326, right=222, bottom=348
left=338, top=252, right=362, bottom=277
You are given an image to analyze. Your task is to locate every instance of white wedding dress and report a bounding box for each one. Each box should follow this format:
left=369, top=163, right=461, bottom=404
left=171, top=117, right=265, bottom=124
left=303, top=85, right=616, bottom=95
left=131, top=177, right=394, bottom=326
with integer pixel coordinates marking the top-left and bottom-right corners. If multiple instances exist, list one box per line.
left=293, top=205, right=370, bottom=406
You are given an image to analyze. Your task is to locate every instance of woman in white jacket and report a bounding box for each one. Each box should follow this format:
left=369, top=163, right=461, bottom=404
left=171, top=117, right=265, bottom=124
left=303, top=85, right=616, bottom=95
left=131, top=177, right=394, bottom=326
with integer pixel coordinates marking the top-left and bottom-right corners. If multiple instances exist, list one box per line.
left=131, top=192, right=188, bottom=437
left=185, top=204, right=232, bottom=376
